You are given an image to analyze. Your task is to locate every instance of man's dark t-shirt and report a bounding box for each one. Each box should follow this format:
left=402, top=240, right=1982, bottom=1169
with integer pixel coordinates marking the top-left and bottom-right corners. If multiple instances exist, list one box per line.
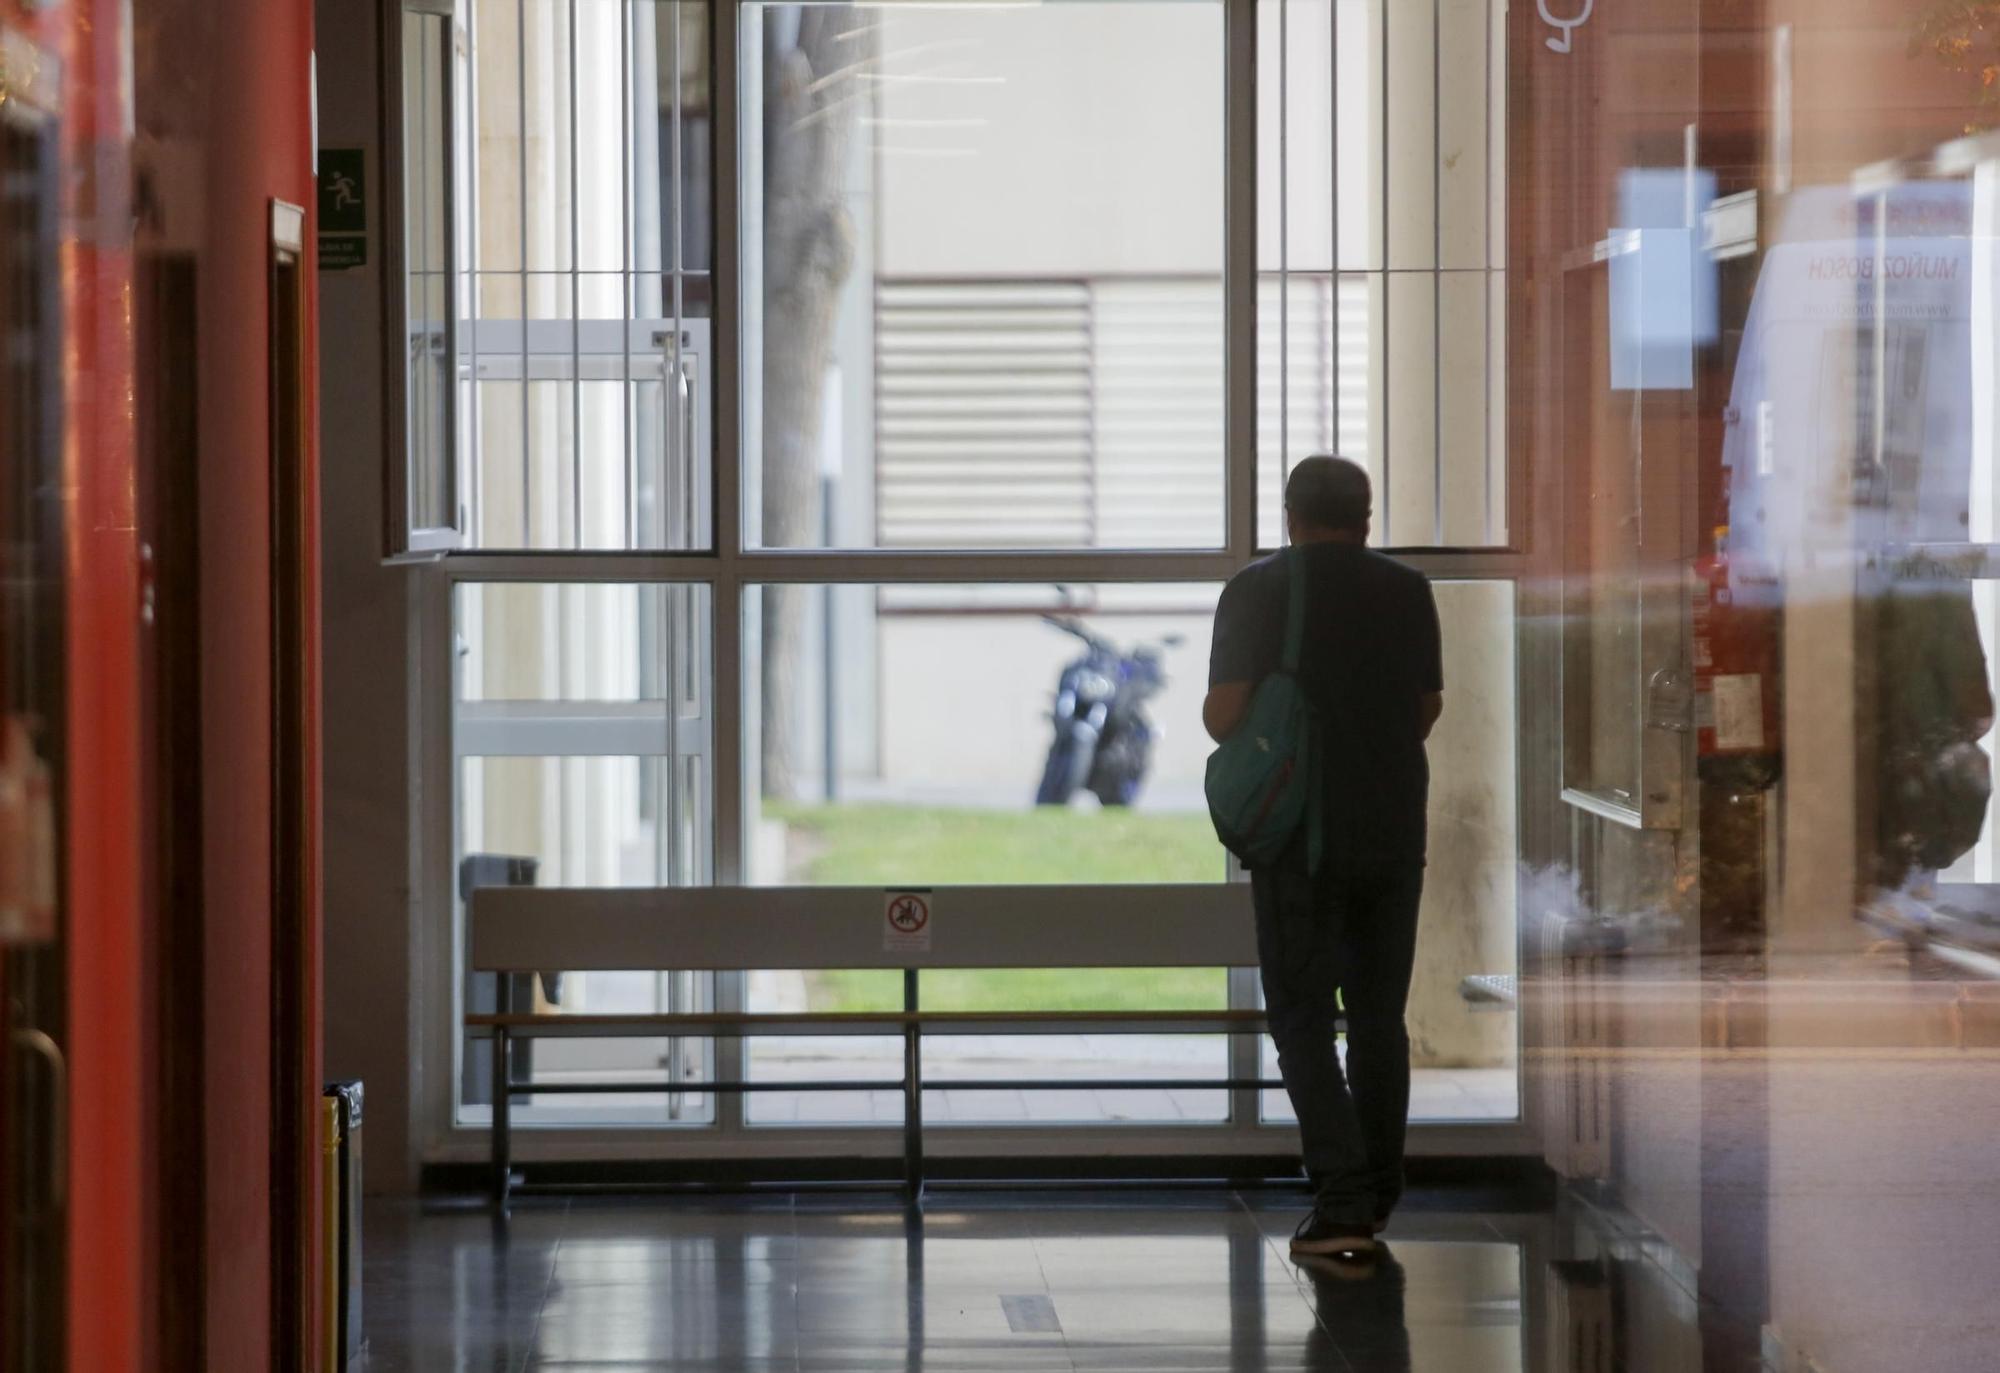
left=1209, top=544, right=1443, bottom=867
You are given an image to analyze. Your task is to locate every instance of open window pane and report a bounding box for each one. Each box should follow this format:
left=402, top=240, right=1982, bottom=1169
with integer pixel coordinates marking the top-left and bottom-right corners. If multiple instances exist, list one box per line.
left=447, top=0, right=711, bottom=551
left=741, top=0, right=1227, bottom=550
left=399, top=5, right=465, bottom=551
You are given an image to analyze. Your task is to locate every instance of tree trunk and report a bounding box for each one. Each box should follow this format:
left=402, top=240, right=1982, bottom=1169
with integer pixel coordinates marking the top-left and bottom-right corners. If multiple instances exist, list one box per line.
left=760, top=7, right=867, bottom=799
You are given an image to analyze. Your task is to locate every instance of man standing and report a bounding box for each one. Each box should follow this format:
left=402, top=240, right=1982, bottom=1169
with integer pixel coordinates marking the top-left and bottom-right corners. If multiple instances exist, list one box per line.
left=1204, top=456, right=1443, bottom=1260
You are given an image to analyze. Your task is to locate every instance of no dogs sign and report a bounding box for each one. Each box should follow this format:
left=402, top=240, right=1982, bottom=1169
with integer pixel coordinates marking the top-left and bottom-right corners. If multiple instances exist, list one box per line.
left=883, top=889, right=933, bottom=954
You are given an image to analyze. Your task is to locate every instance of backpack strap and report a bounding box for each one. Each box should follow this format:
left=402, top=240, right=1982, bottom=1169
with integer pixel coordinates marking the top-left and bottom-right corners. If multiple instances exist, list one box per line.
left=1284, top=547, right=1324, bottom=874
left=1308, top=730, right=1325, bottom=876
left=1283, top=545, right=1307, bottom=675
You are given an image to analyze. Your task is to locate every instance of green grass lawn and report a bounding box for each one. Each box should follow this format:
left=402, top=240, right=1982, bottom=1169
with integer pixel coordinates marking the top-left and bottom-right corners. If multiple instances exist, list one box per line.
left=772, top=801, right=1225, bottom=885
left=770, top=802, right=1230, bottom=1013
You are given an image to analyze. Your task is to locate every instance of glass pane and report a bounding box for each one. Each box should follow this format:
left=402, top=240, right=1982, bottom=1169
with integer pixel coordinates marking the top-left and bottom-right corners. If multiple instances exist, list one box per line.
left=745, top=970, right=1229, bottom=1126
left=455, top=757, right=717, bottom=1127
left=742, top=1, right=1226, bottom=550
left=1559, top=261, right=1644, bottom=809
left=1247, top=580, right=1516, bottom=1125
left=459, top=0, right=712, bottom=551
left=744, top=583, right=1227, bottom=886
left=454, top=581, right=713, bottom=1126
left=404, top=9, right=456, bottom=535
left=1257, top=0, right=1503, bottom=551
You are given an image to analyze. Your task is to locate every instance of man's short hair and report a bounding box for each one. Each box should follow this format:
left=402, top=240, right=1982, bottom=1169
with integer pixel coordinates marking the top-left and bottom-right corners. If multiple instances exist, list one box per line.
left=1285, top=455, right=1371, bottom=532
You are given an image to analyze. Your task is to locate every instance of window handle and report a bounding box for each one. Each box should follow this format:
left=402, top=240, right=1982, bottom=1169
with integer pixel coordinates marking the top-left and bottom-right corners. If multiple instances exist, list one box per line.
left=678, top=359, right=696, bottom=550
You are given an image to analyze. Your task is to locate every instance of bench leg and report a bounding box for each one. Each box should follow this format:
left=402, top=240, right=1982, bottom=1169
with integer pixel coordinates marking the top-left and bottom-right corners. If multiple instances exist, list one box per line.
left=903, top=970, right=923, bottom=1206
left=492, top=1027, right=512, bottom=1208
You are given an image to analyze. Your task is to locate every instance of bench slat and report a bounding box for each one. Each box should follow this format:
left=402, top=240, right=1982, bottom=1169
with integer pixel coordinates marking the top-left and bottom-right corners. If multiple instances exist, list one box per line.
left=465, top=1009, right=1277, bottom=1039
left=469, top=883, right=1257, bottom=972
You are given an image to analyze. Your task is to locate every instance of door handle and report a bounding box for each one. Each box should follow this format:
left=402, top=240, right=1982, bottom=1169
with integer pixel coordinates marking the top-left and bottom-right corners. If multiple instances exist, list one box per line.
left=11, top=1026, right=66, bottom=1210
left=677, top=358, right=696, bottom=550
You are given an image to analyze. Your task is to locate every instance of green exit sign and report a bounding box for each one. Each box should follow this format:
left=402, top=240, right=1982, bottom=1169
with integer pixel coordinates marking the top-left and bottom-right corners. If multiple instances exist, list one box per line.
left=317, top=148, right=367, bottom=270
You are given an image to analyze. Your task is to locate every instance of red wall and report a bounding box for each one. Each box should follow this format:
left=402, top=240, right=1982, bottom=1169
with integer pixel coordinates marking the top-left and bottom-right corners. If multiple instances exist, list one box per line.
left=186, top=0, right=322, bottom=1366
left=46, top=0, right=144, bottom=1365
left=47, top=0, right=321, bottom=1364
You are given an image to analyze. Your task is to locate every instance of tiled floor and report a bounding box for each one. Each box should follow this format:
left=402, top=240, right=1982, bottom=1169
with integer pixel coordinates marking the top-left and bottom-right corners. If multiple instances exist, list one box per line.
left=357, top=1187, right=1716, bottom=1372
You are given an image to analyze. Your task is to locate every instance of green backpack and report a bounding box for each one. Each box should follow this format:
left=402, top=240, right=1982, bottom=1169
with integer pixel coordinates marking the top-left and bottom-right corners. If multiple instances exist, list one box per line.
left=1204, top=549, right=1322, bottom=873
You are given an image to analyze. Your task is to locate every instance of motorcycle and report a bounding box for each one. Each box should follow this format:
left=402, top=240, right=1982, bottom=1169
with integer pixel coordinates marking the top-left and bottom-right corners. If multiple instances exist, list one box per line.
left=1033, top=615, right=1182, bottom=807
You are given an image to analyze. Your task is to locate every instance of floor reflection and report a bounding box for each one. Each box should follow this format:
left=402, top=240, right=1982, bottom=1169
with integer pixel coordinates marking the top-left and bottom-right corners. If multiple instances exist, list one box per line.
left=356, top=1183, right=1811, bottom=1372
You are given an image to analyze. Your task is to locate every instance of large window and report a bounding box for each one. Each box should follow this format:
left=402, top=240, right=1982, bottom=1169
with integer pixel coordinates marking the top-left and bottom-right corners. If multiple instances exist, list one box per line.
left=399, top=0, right=1524, bottom=1145
left=741, top=0, right=1228, bottom=552
left=1257, top=0, right=1507, bottom=550
left=743, top=582, right=1226, bottom=886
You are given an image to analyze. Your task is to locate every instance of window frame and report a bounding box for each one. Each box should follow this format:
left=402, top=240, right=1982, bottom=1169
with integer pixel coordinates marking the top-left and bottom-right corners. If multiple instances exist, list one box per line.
left=384, top=0, right=469, bottom=558
left=394, top=0, right=1541, bottom=1164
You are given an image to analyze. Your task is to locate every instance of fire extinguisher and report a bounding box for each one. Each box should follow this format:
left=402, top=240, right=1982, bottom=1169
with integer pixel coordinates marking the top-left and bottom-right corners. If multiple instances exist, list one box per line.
left=1692, top=526, right=1783, bottom=787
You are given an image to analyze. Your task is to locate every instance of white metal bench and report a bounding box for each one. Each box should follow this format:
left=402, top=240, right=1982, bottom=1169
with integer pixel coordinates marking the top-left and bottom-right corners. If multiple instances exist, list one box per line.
left=468, top=882, right=1293, bottom=1203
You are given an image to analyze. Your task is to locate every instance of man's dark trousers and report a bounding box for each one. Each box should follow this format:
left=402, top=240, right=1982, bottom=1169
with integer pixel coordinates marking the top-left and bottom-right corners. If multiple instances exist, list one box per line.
left=1252, top=846, right=1424, bottom=1225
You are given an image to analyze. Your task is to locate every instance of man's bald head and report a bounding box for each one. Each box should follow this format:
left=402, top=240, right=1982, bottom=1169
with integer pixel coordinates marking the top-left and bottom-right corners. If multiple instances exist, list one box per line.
left=1285, top=455, right=1372, bottom=539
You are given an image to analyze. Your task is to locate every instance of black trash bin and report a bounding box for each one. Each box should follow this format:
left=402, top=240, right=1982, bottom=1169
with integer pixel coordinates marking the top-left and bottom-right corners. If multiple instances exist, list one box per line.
left=323, top=1081, right=364, bottom=1368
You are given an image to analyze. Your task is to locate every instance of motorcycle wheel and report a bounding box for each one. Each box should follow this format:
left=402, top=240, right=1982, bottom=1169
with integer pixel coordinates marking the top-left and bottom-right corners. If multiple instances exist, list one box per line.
left=1089, top=770, right=1143, bottom=808
left=1035, top=736, right=1086, bottom=806
left=1088, top=739, right=1148, bottom=807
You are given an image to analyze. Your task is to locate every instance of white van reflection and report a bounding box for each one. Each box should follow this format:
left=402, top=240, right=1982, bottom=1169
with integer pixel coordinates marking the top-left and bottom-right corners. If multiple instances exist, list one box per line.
left=1724, top=181, right=1982, bottom=558
left=1724, top=182, right=1999, bottom=916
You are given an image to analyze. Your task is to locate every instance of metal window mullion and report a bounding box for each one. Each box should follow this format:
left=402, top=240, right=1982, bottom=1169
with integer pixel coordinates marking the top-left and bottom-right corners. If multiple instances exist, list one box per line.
left=671, top=0, right=688, bottom=554
left=1224, top=0, right=1258, bottom=562
left=1084, top=284, right=1101, bottom=548
left=663, top=462, right=685, bottom=890
left=439, top=549, right=1260, bottom=585
left=670, top=2, right=696, bottom=773
left=622, top=0, right=635, bottom=550
left=709, top=0, right=745, bottom=893
left=1483, top=0, right=1495, bottom=543
left=1377, top=0, right=1390, bottom=543
left=1329, top=0, right=1339, bottom=452
left=518, top=0, right=532, bottom=548
left=569, top=0, right=582, bottom=552
left=1432, top=0, right=1443, bottom=548
left=468, top=0, right=485, bottom=548
left=1278, top=0, right=1289, bottom=525
left=419, top=20, right=434, bottom=528
left=1226, top=966, right=1263, bottom=1131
